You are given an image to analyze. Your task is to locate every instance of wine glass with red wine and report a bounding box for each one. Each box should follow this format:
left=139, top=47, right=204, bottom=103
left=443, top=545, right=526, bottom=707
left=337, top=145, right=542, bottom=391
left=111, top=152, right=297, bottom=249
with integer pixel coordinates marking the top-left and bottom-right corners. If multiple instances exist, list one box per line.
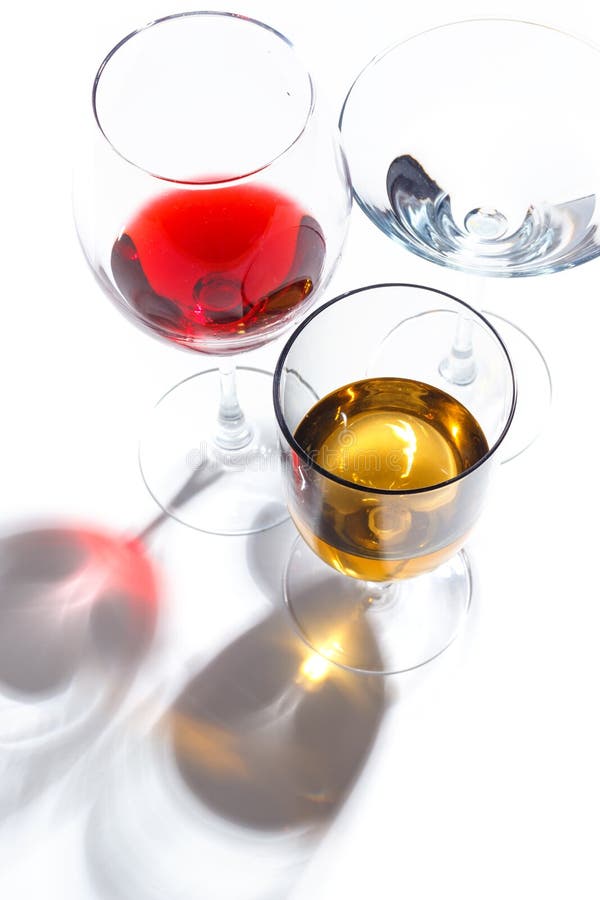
left=75, top=12, right=351, bottom=534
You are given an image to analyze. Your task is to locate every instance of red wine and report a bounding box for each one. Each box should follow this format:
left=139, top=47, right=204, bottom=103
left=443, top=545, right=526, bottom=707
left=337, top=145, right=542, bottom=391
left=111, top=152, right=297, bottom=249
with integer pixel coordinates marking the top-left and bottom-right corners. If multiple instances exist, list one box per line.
left=111, top=184, right=325, bottom=349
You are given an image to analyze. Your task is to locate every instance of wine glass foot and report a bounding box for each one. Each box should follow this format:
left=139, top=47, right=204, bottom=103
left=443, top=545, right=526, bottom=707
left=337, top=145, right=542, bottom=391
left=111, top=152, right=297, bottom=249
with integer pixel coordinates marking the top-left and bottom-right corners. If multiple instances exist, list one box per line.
left=139, top=367, right=288, bottom=535
left=481, top=310, right=552, bottom=463
left=283, top=537, right=472, bottom=675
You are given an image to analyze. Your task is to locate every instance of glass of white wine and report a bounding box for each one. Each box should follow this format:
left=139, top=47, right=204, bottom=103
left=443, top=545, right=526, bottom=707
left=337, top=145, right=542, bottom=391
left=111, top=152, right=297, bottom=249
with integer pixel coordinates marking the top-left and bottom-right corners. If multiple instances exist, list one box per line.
left=273, top=283, right=516, bottom=674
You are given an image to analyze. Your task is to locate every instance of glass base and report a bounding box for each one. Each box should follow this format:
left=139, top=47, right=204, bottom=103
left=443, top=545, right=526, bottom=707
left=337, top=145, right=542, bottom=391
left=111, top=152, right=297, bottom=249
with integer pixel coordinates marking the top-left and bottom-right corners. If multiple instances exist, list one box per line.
left=283, top=537, right=472, bottom=675
left=138, top=367, right=288, bottom=535
left=482, top=311, right=552, bottom=463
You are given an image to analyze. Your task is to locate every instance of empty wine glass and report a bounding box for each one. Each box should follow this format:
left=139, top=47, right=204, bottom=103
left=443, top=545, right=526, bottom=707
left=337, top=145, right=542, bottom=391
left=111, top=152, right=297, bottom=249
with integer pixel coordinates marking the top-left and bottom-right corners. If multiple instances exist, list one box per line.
left=274, top=283, right=516, bottom=674
left=74, top=12, right=351, bottom=534
left=339, top=19, right=600, bottom=457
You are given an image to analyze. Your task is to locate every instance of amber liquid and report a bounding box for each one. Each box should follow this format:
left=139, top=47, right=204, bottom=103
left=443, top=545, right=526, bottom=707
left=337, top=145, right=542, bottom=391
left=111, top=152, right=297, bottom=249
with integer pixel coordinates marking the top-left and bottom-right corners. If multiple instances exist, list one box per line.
left=292, top=378, right=489, bottom=580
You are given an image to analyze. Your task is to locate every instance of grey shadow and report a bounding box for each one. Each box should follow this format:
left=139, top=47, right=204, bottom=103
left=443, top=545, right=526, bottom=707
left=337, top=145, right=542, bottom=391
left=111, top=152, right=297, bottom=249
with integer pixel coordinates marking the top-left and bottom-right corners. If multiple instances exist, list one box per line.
left=170, top=608, right=387, bottom=830
left=86, top=604, right=388, bottom=900
left=0, top=523, right=160, bottom=820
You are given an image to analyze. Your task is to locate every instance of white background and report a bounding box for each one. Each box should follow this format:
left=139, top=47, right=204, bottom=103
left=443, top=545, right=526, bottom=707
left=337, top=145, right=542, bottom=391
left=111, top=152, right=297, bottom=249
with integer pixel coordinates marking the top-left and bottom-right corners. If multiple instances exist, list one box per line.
left=1, top=0, right=600, bottom=898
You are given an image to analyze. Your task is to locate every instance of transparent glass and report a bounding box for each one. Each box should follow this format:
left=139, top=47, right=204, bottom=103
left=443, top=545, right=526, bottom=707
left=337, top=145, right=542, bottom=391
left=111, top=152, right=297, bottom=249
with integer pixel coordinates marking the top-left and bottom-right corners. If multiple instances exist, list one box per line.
left=339, top=19, right=600, bottom=457
left=274, top=284, right=516, bottom=674
left=340, top=19, right=600, bottom=276
left=74, top=12, right=351, bottom=534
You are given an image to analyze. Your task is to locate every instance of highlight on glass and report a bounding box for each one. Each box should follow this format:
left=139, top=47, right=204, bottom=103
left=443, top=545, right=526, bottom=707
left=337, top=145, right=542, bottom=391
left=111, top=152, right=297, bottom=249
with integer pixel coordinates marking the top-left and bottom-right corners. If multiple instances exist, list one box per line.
left=74, top=11, right=351, bottom=535
left=274, top=283, right=516, bottom=674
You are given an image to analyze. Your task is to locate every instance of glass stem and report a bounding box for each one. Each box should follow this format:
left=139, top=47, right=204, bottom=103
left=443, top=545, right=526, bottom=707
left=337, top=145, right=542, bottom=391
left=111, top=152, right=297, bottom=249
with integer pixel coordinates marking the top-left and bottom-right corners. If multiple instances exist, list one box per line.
left=363, top=581, right=397, bottom=611
left=439, top=311, right=477, bottom=386
left=439, top=276, right=487, bottom=386
left=214, top=359, right=253, bottom=451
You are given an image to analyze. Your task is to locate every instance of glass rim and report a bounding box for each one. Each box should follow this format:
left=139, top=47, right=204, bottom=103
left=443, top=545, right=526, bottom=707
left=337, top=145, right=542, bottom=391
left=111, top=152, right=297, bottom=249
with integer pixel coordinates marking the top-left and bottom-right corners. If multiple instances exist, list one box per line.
left=273, top=282, right=517, bottom=497
left=92, top=10, right=316, bottom=187
left=339, top=15, right=600, bottom=135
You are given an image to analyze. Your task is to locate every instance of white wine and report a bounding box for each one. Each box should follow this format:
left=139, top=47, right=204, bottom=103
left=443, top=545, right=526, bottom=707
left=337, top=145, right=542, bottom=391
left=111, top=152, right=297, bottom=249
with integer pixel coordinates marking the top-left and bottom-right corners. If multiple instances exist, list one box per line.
left=291, top=377, right=489, bottom=580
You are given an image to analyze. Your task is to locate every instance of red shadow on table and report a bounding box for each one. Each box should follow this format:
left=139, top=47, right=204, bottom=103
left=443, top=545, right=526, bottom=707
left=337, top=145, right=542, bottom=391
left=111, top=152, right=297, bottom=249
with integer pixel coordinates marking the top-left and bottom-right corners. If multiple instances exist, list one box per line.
left=0, top=522, right=160, bottom=819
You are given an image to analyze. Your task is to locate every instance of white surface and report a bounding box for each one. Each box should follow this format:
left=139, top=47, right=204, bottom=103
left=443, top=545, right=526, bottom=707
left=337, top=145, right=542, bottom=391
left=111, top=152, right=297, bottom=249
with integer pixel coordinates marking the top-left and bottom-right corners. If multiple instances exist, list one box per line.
left=1, top=0, right=599, bottom=898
